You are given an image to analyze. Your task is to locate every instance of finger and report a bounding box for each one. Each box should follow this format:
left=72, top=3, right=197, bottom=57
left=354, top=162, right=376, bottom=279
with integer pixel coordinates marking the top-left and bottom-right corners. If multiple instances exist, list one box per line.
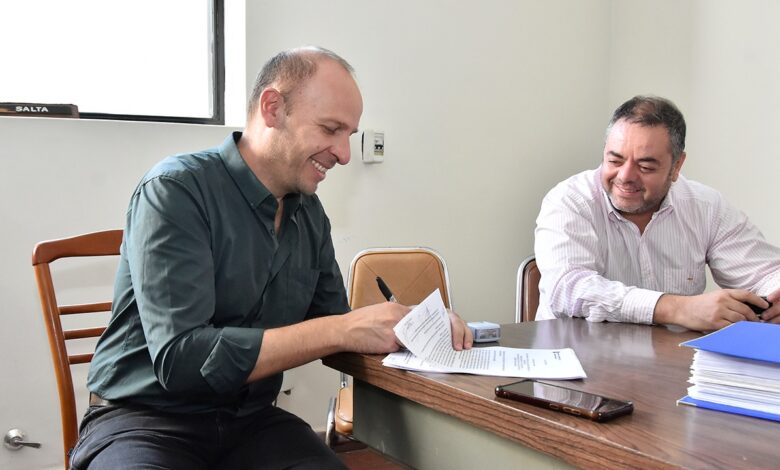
left=760, top=304, right=780, bottom=322
left=392, top=328, right=407, bottom=348
left=724, top=293, right=762, bottom=322
left=767, top=287, right=780, bottom=304
left=447, top=311, right=474, bottom=350
left=731, top=304, right=761, bottom=322
left=727, top=289, right=766, bottom=307
left=748, top=294, right=770, bottom=310
left=722, top=288, right=748, bottom=300
left=765, top=313, right=780, bottom=324
left=720, top=302, right=756, bottom=323
left=449, top=315, right=465, bottom=351
left=464, top=320, right=474, bottom=348
left=460, top=325, right=474, bottom=349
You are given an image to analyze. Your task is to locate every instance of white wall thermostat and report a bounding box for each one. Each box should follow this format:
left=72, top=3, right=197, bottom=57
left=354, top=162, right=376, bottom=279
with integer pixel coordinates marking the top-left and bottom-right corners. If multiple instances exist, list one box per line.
left=467, top=321, right=501, bottom=343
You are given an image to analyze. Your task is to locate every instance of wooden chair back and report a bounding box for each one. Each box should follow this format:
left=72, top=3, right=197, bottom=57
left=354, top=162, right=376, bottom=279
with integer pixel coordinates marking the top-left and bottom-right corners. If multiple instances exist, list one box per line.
left=31, top=229, right=122, bottom=468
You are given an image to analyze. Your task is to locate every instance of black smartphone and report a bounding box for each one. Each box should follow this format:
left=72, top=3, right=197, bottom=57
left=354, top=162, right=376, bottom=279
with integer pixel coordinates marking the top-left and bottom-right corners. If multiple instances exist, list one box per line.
left=746, top=296, right=771, bottom=319
left=495, top=379, right=634, bottom=422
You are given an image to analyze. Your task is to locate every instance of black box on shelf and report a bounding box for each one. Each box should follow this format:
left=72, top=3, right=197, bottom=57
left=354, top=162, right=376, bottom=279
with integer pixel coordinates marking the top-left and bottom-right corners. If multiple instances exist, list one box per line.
left=0, top=102, right=79, bottom=118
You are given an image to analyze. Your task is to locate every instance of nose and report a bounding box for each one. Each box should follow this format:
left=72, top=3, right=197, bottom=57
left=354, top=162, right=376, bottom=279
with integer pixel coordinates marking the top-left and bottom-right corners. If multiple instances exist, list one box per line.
left=333, top=135, right=351, bottom=165
left=617, top=160, right=638, bottom=182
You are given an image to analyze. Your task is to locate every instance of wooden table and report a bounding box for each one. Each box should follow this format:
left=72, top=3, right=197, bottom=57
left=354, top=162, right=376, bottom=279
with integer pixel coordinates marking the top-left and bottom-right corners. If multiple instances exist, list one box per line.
left=323, top=319, right=780, bottom=469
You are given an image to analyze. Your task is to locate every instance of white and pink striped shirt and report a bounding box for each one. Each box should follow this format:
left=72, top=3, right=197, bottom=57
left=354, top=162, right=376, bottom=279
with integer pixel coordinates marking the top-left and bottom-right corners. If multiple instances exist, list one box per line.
left=534, top=167, right=780, bottom=324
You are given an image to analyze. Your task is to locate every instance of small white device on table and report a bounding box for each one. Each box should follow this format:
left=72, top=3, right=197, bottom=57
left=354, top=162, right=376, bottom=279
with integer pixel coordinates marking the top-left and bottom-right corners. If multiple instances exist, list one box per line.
left=467, top=321, right=501, bottom=343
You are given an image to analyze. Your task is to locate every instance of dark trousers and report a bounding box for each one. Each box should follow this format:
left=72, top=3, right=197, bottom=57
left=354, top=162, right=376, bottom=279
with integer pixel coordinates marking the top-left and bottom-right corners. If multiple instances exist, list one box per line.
left=69, top=403, right=346, bottom=470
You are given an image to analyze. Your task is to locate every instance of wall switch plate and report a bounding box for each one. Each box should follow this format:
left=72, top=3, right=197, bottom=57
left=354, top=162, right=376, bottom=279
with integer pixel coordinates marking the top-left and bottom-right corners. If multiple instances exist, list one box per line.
left=362, top=129, right=384, bottom=163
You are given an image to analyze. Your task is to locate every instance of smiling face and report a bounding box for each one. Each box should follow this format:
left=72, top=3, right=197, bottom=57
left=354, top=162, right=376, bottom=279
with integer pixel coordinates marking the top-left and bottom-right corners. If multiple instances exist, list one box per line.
left=265, top=58, right=363, bottom=197
left=601, top=119, right=686, bottom=225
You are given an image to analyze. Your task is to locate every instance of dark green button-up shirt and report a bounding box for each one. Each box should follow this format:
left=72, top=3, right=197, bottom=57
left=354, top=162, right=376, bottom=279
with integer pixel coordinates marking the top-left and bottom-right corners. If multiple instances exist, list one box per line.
left=87, top=132, right=349, bottom=415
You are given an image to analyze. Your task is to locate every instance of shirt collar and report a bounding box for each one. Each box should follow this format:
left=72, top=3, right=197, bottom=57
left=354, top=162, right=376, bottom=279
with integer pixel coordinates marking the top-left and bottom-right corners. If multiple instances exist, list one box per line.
left=218, top=131, right=302, bottom=216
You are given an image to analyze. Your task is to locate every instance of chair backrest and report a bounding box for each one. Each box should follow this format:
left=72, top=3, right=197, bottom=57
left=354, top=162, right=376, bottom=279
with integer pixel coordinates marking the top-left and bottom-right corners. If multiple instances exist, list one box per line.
left=515, top=255, right=540, bottom=322
left=347, top=247, right=453, bottom=310
left=31, top=229, right=123, bottom=468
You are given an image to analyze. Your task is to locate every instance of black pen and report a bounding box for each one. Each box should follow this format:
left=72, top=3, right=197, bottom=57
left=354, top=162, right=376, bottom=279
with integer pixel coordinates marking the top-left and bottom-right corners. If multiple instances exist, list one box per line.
left=376, top=276, right=397, bottom=303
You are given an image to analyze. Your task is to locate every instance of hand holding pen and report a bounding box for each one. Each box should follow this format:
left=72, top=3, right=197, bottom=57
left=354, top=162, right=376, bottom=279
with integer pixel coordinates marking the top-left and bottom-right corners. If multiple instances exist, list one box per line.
left=377, top=275, right=473, bottom=351
left=376, top=276, right=406, bottom=350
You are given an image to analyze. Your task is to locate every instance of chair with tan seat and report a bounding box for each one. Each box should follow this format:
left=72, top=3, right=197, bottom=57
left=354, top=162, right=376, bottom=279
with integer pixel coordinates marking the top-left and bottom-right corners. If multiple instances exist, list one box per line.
left=515, top=255, right=540, bottom=322
left=32, top=229, right=123, bottom=469
left=325, top=247, right=453, bottom=447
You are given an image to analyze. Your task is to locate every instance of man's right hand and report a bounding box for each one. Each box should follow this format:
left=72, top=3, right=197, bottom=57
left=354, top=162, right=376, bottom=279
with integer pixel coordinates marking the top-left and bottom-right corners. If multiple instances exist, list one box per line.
left=338, top=302, right=411, bottom=354
left=654, top=289, right=765, bottom=332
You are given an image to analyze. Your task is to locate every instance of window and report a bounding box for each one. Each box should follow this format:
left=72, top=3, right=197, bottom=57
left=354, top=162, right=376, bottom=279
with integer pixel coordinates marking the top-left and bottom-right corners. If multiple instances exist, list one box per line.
left=0, top=0, right=225, bottom=124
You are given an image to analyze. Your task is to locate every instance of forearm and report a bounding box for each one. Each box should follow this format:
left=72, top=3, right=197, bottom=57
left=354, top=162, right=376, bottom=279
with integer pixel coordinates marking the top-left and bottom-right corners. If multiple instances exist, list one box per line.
left=247, top=301, right=411, bottom=382
left=653, top=290, right=764, bottom=331
left=246, top=314, right=346, bottom=383
left=652, top=294, right=682, bottom=325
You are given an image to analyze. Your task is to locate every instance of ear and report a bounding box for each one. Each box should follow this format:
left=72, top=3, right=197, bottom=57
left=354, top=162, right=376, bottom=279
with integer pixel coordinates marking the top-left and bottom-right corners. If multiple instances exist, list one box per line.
left=258, top=88, right=286, bottom=128
left=671, top=152, right=686, bottom=181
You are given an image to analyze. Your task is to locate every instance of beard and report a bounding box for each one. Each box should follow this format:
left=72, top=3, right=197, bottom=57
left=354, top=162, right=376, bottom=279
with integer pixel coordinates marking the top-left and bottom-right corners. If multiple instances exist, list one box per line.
left=607, top=191, right=665, bottom=215
left=606, top=172, right=674, bottom=216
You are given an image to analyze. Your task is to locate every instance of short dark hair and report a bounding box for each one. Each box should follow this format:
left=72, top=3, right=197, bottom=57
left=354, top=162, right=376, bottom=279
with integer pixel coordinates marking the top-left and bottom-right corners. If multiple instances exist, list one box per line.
left=247, top=46, right=355, bottom=118
left=606, top=95, right=686, bottom=162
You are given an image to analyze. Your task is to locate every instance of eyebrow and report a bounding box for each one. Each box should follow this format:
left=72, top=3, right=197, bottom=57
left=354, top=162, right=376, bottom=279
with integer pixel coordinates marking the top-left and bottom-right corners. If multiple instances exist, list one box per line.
left=606, top=151, right=661, bottom=165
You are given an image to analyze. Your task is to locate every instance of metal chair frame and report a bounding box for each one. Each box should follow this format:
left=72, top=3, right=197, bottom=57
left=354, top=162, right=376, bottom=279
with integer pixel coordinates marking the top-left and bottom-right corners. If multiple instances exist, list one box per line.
left=515, top=255, right=539, bottom=323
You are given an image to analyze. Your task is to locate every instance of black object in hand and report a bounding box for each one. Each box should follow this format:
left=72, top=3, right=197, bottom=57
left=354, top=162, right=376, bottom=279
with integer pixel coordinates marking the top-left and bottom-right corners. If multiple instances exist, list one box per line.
left=376, top=276, right=397, bottom=302
left=747, top=296, right=772, bottom=318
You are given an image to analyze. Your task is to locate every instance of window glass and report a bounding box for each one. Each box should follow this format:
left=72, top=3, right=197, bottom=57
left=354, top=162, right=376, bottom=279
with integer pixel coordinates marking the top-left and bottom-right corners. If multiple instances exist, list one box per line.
left=0, top=0, right=223, bottom=123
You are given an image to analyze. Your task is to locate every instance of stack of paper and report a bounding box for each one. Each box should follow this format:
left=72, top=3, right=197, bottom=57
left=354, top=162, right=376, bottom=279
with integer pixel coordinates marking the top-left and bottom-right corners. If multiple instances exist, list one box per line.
left=679, top=322, right=780, bottom=422
left=385, top=289, right=587, bottom=380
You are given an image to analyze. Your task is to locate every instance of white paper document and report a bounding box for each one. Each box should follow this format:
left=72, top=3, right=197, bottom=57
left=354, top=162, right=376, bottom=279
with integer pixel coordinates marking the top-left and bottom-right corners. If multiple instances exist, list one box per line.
left=385, top=289, right=587, bottom=379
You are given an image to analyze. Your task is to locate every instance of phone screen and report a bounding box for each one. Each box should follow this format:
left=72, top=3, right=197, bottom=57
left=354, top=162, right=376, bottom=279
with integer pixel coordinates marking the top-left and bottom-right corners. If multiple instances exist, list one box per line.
left=495, top=379, right=633, bottom=421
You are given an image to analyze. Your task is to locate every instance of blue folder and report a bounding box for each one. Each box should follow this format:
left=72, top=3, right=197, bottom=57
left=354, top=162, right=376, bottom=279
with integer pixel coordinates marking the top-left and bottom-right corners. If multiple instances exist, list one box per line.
left=680, top=321, right=780, bottom=362
left=677, top=395, right=780, bottom=422
left=679, top=322, right=780, bottom=422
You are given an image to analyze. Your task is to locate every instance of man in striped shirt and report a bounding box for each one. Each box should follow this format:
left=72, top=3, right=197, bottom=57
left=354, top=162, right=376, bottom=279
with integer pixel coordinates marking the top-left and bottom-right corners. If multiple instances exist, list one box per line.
left=534, top=95, right=780, bottom=331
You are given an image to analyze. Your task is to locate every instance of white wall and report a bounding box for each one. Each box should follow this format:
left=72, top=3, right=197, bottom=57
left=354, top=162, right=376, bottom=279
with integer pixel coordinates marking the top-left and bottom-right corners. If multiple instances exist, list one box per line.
left=0, top=118, right=236, bottom=469
left=609, top=0, right=780, bottom=242
left=686, top=0, right=780, bottom=240
left=3, top=0, right=779, bottom=467
left=250, top=0, right=612, bottom=423
left=249, top=0, right=611, bottom=323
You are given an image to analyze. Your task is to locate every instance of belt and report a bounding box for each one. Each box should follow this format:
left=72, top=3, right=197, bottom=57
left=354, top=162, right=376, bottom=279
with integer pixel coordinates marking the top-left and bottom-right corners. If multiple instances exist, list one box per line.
left=88, top=392, right=116, bottom=407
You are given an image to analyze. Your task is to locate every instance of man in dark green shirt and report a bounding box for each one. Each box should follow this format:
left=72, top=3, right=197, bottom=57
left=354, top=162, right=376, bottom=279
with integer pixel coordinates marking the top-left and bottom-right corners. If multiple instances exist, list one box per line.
left=71, top=47, right=472, bottom=469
